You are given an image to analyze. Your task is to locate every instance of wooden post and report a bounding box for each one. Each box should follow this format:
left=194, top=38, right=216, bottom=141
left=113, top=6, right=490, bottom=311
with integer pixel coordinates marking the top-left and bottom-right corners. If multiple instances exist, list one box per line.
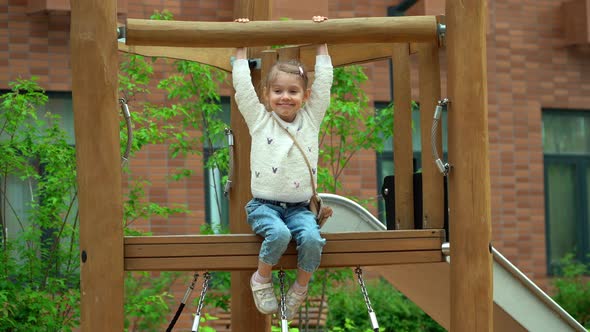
left=70, top=0, right=124, bottom=331
left=229, top=0, right=272, bottom=330
left=417, top=42, right=444, bottom=229
left=445, top=0, right=493, bottom=331
left=392, top=43, right=414, bottom=230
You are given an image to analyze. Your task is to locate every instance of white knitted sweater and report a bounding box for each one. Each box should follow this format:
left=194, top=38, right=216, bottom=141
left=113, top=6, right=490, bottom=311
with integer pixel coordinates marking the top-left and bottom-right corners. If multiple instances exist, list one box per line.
left=232, top=55, right=333, bottom=203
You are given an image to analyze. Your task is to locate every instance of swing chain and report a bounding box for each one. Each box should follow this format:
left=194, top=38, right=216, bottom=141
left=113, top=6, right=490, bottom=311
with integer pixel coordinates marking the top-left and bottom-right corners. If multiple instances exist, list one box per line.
left=278, top=270, right=288, bottom=321
left=183, top=273, right=199, bottom=303
left=195, top=272, right=211, bottom=317
left=355, top=267, right=380, bottom=331
left=354, top=267, right=374, bottom=313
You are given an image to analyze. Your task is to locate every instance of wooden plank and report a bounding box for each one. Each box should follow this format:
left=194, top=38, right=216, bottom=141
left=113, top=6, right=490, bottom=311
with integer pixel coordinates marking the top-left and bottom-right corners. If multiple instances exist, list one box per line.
left=417, top=42, right=445, bottom=229
left=123, top=230, right=445, bottom=270
left=125, top=16, right=439, bottom=48
left=125, top=250, right=443, bottom=271
left=124, top=238, right=442, bottom=258
left=117, top=43, right=233, bottom=72
left=124, top=229, right=443, bottom=244
left=392, top=43, right=414, bottom=229
left=70, top=0, right=124, bottom=331
left=446, top=0, right=493, bottom=331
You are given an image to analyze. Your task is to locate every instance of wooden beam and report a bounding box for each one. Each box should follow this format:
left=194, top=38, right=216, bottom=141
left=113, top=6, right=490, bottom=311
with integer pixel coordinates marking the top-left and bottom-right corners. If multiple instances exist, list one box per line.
left=446, top=0, right=493, bottom=331
left=230, top=0, right=272, bottom=330
left=300, top=43, right=393, bottom=69
left=117, top=42, right=421, bottom=73
left=117, top=42, right=394, bottom=74
left=124, top=230, right=445, bottom=271
left=417, top=42, right=444, bottom=229
left=117, top=43, right=234, bottom=72
left=392, top=43, right=414, bottom=230
left=70, top=0, right=124, bottom=331
left=125, top=16, right=439, bottom=48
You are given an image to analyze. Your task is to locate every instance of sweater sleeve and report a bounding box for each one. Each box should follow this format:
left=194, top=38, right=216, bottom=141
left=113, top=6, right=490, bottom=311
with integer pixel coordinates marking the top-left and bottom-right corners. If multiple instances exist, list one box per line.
left=232, top=59, right=266, bottom=131
left=305, top=55, right=334, bottom=123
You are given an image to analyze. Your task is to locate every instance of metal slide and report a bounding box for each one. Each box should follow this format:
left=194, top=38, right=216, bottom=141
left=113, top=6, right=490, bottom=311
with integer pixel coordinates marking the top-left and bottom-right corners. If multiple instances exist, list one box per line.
left=319, top=193, right=586, bottom=332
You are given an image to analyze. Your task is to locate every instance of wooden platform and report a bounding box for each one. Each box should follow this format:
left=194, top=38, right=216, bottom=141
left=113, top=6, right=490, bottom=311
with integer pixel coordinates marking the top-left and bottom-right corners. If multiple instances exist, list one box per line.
left=124, top=230, right=445, bottom=271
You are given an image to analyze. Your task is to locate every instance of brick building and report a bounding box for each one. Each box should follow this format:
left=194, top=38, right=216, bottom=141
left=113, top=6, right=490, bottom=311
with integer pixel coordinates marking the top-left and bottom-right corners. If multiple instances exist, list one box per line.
left=2, top=0, right=590, bottom=320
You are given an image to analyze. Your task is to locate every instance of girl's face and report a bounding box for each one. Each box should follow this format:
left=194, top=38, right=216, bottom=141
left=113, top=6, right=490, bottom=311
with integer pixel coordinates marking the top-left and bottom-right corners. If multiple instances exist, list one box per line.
left=266, top=72, right=310, bottom=123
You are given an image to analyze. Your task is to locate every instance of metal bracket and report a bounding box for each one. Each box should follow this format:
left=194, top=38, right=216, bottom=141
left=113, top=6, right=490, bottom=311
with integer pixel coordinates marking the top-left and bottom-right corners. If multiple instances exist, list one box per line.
left=117, top=26, right=126, bottom=43
left=437, top=23, right=446, bottom=47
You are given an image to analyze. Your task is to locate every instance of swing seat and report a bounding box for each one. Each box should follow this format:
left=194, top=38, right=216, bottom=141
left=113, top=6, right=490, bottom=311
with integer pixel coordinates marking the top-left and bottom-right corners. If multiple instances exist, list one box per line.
left=124, top=229, right=444, bottom=271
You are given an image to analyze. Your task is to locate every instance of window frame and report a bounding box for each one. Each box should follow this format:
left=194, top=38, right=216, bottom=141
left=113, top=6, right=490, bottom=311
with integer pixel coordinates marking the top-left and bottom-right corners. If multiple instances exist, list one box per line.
left=542, top=108, right=590, bottom=272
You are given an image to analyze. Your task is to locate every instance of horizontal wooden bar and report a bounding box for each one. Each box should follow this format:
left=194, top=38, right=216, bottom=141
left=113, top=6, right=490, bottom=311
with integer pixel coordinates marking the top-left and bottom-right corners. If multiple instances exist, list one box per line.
left=124, top=230, right=445, bottom=271
left=125, top=238, right=440, bottom=258
left=125, top=16, right=439, bottom=48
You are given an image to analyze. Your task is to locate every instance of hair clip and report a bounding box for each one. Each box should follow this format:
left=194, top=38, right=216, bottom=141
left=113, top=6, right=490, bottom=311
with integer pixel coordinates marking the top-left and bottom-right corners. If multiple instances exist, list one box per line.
left=298, top=66, right=304, bottom=76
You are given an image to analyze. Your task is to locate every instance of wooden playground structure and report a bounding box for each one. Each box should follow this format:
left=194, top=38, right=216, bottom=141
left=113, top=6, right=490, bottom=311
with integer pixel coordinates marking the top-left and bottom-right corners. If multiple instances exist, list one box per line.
left=70, top=0, right=491, bottom=331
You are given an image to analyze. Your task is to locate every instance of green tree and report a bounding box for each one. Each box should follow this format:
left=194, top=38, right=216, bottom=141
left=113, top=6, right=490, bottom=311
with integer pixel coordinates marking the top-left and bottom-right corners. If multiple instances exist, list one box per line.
left=320, top=65, right=394, bottom=194
left=1, top=77, right=80, bottom=331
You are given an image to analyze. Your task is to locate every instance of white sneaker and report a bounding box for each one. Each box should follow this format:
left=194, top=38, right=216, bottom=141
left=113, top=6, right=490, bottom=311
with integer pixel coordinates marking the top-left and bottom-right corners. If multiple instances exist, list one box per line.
left=250, top=275, right=278, bottom=315
left=283, top=287, right=307, bottom=320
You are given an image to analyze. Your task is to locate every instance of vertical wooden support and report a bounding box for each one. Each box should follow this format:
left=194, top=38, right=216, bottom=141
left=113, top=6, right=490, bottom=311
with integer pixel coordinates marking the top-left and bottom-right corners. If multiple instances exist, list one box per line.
left=70, top=0, right=124, bottom=331
left=445, top=0, right=493, bottom=331
left=417, top=42, right=444, bottom=229
left=230, top=0, right=272, bottom=331
left=392, top=43, right=414, bottom=230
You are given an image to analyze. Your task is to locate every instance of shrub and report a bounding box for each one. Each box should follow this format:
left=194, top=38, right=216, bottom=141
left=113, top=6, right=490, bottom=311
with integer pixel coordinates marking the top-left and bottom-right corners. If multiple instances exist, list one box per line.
left=551, top=253, right=590, bottom=329
left=327, top=277, right=444, bottom=332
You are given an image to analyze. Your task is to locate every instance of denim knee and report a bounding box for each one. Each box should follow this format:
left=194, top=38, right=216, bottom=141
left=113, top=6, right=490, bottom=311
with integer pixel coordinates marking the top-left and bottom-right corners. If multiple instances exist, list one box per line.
left=260, top=225, right=291, bottom=265
left=296, top=230, right=326, bottom=272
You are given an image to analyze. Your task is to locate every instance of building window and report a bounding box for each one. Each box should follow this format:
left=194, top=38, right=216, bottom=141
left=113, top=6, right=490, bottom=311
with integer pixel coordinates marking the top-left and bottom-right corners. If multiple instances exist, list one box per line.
left=542, top=109, right=590, bottom=272
left=375, top=101, right=447, bottom=221
left=203, top=96, right=231, bottom=232
left=1, top=91, right=74, bottom=241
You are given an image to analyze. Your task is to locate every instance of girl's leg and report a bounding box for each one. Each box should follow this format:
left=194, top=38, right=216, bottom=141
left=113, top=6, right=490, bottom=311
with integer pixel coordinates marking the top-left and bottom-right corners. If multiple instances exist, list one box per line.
left=283, top=207, right=326, bottom=319
left=285, top=207, right=325, bottom=275
left=252, top=260, right=273, bottom=286
left=256, top=260, right=273, bottom=280
left=295, top=268, right=312, bottom=287
left=246, top=200, right=291, bottom=315
left=250, top=260, right=278, bottom=314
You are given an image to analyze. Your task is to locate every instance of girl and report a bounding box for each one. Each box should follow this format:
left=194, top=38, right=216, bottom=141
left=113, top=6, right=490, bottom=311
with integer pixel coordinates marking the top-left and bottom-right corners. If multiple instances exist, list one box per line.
left=232, top=16, right=333, bottom=320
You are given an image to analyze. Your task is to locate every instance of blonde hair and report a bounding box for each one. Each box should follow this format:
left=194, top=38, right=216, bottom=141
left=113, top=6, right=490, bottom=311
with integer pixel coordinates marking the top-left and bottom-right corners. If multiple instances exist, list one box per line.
left=264, top=60, right=309, bottom=90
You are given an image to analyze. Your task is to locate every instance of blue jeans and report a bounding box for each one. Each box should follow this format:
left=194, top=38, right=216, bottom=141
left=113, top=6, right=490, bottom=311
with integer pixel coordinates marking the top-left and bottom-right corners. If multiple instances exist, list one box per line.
left=245, top=198, right=326, bottom=273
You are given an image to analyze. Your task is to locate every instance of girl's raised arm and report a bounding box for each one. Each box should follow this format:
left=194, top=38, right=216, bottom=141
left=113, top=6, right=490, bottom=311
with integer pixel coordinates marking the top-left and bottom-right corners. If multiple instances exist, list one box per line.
left=234, top=18, right=250, bottom=60
left=312, top=16, right=329, bottom=56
